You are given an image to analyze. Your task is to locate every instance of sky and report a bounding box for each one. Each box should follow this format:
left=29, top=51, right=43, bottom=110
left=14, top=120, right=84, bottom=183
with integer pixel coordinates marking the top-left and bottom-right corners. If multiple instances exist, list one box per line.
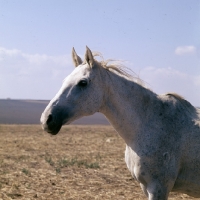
left=0, top=0, right=200, bottom=106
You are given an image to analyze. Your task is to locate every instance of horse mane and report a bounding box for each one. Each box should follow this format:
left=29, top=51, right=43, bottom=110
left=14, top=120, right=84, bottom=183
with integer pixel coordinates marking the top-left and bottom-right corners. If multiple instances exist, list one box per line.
left=92, top=52, right=145, bottom=86
left=166, top=93, right=185, bottom=101
left=84, top=52, right=196, bottom=113
left=166, top=93, right=196, bottom=113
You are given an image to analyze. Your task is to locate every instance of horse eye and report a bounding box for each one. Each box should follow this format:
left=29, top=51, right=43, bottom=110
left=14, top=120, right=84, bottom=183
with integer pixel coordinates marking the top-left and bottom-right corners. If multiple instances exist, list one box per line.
left=78, top=80, right=88, bottom=87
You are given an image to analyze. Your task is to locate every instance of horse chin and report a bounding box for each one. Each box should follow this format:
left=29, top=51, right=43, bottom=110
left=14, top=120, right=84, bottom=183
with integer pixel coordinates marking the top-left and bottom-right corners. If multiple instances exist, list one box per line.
left=62, top=118, right=73, bottom=125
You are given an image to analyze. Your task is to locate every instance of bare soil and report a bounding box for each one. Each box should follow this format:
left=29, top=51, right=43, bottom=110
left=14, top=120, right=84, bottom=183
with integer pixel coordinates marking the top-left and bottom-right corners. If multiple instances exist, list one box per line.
left=0, top=125, right=199, bottom=200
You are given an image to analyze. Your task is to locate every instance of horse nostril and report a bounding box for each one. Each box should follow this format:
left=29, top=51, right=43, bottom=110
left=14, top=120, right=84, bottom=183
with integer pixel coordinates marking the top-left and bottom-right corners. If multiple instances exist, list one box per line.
left=46, top=114, right=53, bottom=125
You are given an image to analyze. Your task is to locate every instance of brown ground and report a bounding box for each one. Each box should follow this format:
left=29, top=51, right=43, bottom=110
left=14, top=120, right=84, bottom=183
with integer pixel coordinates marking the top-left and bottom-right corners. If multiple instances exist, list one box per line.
left=0, top=125, right=199, bottom=200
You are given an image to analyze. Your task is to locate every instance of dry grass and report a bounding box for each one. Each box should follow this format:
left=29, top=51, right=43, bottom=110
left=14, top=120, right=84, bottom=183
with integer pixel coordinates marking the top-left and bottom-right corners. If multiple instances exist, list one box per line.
left=0, top=125, right=199, bottom=200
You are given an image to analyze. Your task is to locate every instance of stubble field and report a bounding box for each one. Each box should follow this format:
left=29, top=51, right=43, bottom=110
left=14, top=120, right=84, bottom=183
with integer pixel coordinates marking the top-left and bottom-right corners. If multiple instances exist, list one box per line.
left=0, top=125, right=198, bottom=200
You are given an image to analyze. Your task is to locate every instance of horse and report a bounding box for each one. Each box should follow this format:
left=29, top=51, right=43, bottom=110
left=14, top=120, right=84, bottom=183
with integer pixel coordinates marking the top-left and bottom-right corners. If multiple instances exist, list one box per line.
left=40, top=46, right=200, bottom=200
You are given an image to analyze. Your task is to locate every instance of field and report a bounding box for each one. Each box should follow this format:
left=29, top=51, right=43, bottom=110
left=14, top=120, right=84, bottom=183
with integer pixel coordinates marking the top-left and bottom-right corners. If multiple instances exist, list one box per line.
left=0, top=125, right=198, bottom=200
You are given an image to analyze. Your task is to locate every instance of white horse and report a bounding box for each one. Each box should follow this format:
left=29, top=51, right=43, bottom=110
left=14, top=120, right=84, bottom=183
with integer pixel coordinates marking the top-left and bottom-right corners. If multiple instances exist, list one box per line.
left=41, top=47, right=200, bottom=200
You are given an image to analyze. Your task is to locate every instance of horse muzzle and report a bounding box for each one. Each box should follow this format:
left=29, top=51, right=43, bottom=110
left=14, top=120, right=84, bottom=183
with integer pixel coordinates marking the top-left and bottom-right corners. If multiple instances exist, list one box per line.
left=40, top=112, right=62, bottom=135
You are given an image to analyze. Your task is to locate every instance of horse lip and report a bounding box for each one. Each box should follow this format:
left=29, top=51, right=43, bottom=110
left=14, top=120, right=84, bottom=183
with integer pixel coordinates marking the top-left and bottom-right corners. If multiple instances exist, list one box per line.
left=47, top=129, right=59, bottom=135
left=46, top=126, right=61, bottom=135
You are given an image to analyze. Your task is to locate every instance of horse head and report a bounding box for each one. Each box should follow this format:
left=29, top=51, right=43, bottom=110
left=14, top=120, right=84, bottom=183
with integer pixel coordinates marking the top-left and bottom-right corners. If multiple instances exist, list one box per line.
left=40, top=47, right=104, bottom=134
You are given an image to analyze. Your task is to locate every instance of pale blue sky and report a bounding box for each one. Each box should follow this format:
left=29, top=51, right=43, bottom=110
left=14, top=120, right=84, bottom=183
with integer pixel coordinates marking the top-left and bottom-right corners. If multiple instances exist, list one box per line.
left=0, top=0, right=200, bottom=106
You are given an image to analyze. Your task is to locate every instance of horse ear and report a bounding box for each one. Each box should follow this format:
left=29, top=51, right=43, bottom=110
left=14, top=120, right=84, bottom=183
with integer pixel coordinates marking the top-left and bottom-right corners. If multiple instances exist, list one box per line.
left=85, top=46, right=94, bottom=67
left=72, top=47, right=82, bottom=67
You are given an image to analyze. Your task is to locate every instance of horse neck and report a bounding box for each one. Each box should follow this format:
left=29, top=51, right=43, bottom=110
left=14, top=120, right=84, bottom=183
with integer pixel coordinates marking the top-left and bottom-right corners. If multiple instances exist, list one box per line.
left=99, top=69, right=158, bottom=145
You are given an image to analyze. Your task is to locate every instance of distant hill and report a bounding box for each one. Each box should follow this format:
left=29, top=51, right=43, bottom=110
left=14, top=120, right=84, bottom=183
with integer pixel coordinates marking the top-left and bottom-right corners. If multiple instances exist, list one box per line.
left=0, top=99, right=109, bottom=125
